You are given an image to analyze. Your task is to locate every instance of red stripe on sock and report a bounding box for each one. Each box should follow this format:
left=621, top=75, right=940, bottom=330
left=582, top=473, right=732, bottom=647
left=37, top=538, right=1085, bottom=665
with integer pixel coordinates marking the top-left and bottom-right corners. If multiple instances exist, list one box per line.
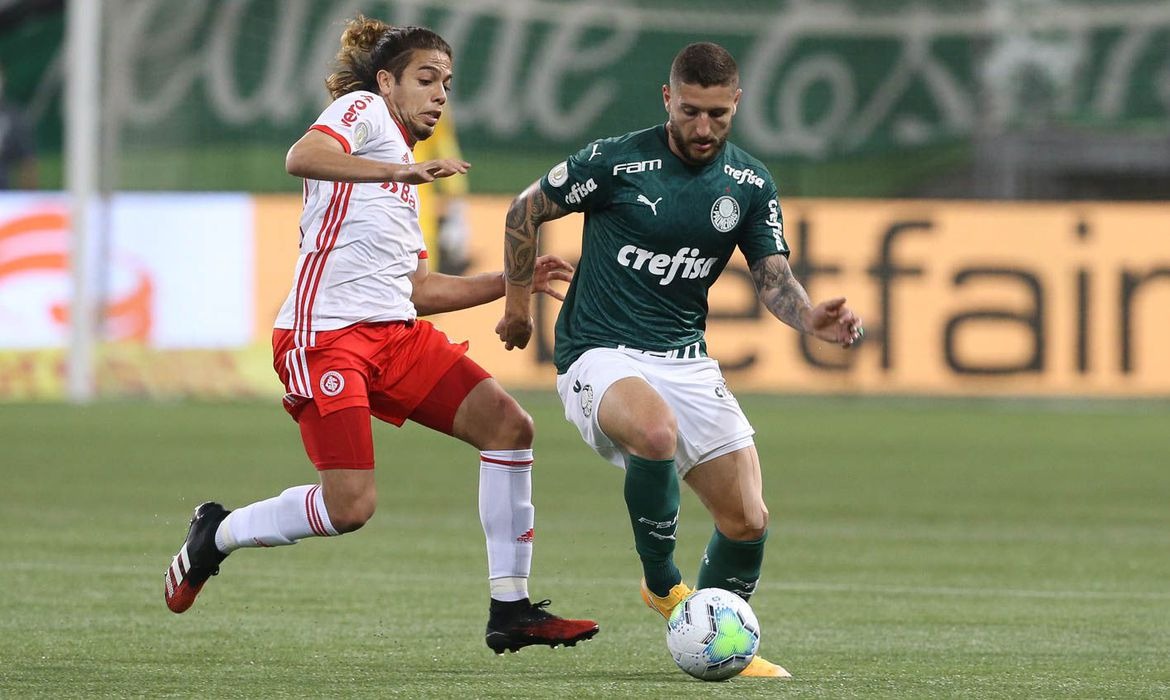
left=305, top=484, right=326, bottom=536
left=480, top=455, right=534, bottom=467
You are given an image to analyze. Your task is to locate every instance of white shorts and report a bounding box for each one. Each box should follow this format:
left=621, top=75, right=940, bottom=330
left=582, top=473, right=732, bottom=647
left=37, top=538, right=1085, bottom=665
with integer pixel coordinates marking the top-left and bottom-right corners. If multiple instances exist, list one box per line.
left=555, top=346, right=755, bottom=478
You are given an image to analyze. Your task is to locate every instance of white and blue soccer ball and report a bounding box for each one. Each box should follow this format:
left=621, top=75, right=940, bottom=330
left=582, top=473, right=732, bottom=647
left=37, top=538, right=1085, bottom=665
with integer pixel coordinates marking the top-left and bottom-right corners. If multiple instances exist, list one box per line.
left=665, top=587, right=760, bottom=681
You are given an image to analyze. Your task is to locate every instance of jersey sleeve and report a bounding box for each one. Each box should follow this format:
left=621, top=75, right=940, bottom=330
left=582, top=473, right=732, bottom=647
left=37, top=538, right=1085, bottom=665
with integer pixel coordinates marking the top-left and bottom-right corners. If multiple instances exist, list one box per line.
left=538, top=140, right=612, bottom=213
left=737, top=168, right=790, bottom=263
left=308, top=91, right=386, bottom=156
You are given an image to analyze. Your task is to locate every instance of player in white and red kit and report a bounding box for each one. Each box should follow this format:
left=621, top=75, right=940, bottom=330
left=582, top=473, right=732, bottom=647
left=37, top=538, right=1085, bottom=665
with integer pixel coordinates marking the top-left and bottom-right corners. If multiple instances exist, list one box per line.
left=163, top=17, right=598, bottom=654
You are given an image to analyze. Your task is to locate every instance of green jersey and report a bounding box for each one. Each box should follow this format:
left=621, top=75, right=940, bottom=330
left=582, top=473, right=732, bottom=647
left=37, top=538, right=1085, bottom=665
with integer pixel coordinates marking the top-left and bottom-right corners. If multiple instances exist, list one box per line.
left=540, top=124, right=789, bottom=373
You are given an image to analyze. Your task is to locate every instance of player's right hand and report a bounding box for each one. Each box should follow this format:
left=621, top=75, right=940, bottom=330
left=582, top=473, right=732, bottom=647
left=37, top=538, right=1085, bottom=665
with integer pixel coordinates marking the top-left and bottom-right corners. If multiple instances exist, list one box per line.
left=809, top=297, right=863, bottom=348
left=496, top=312, right=534, bottom=351
left=400, top=158, right=470, bottom=184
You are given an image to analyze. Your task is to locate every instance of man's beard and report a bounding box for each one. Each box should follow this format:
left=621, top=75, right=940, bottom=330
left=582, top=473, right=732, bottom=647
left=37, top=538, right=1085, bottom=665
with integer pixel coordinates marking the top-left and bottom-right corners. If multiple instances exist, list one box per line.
left=667, top=120, right=724, bottom=166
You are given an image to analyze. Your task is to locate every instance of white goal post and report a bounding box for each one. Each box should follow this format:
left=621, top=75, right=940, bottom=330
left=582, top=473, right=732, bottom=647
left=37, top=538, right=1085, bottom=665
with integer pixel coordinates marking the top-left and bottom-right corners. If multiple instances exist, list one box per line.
left=65, top=0, right=102, bottom=403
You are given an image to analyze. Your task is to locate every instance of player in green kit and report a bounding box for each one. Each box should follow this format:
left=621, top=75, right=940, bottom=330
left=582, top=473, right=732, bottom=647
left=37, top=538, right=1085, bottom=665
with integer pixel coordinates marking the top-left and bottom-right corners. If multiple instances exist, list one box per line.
left=497, top=42, right=863, bottom=678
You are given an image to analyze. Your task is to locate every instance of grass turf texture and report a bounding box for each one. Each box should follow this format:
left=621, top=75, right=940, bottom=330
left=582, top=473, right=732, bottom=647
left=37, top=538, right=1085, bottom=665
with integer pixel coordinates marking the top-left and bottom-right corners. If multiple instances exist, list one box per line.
left=1, top=394, right=1167, bottom=698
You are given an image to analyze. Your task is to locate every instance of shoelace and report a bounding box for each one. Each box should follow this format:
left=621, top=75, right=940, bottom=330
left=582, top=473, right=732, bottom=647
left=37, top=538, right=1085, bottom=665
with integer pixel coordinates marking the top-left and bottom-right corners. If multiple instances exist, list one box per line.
left=527, top=599, right=555, bottom=619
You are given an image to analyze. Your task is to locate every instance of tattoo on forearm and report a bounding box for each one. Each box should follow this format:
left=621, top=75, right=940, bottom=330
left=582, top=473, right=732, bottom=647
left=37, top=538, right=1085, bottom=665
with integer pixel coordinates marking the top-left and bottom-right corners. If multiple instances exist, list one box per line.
left=750, top=254, right=812, bottom=332
left=504, top=186, right=565, bottom=286
left=504, top=200, right=536, bottom=286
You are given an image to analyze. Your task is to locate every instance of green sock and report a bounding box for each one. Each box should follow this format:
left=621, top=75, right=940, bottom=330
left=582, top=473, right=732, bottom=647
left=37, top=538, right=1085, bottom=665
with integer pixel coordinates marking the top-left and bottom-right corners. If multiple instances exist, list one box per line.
left=624, top=455, right=682, bottom=597
left=697, top=528, right=768, bottom=600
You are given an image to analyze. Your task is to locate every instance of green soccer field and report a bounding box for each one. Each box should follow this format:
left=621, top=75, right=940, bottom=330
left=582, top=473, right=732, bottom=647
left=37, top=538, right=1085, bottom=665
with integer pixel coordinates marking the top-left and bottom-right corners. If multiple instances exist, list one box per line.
left=2, top=394, right=1168, bottom=698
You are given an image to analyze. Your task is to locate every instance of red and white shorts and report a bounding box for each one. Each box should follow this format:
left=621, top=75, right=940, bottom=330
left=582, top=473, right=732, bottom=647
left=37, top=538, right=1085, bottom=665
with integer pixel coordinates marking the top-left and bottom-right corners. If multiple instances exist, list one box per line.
left=272, top=319, right=486, bottom=427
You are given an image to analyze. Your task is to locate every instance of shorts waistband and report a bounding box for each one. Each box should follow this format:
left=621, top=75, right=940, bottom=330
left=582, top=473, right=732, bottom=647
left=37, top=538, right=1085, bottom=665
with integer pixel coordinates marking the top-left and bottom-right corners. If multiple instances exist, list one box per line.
left=364, top=319, right=415, bottom=328
left=615, top=341, right=707, bottom=359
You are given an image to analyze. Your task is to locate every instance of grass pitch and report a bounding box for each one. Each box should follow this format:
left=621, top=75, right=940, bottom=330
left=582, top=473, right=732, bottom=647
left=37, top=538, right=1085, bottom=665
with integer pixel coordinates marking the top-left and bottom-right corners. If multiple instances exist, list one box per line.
left=1, top=394, right=1167, bottom=698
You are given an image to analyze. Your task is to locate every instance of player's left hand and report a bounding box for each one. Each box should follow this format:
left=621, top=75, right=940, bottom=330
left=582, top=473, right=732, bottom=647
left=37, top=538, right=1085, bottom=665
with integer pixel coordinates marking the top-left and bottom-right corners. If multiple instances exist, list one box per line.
left=402, top=158, right=470, bottom=184
left=532, top=255, right=574, bottom=301
left=496, top=312, right=534, bottom=351
left=809, top=297, right=864, bottom=348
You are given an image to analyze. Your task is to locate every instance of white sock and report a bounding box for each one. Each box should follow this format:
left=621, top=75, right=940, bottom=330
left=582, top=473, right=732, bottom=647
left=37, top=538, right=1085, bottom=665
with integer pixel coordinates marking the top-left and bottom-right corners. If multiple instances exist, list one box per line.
left=214, top=484, right=337, bottom=553
left=479, top=449, right=534, bottom=602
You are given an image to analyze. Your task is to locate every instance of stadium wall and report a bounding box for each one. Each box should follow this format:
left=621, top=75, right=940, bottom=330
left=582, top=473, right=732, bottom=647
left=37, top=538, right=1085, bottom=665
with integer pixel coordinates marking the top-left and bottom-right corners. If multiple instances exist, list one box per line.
left=1, top=193, right=1168, bottom=400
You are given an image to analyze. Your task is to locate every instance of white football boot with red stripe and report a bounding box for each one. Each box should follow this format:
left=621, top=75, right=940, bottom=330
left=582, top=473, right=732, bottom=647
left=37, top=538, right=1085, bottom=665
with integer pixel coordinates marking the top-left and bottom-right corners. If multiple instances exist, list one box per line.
left=164, top=502, right=230, bottom=613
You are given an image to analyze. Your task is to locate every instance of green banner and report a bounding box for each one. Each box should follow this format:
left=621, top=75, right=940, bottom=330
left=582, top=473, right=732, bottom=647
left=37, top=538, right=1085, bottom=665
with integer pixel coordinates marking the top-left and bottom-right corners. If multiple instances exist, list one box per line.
left=3, top=1, right=1168, bottom=193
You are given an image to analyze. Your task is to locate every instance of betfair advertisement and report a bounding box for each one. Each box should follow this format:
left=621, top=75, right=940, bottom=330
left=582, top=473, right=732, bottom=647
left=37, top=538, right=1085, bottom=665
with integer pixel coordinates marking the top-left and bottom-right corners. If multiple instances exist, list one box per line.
left=460, top=197, right=1170, bottom=397
left=0, top=194, right=1166, bottom=399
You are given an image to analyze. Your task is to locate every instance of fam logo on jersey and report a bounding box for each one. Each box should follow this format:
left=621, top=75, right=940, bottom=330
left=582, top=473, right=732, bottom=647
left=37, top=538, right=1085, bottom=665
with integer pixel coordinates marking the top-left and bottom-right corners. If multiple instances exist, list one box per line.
left=724, top=164, right=765, bottom=189
left=320, top=370, right=345, bottom=397
left=617, top=245, right=718, bottom=285
left=565, top=178, right=598, bottom=205
left=613, top=158, right=662, bottom=175
left=711, top=196, right=740, bottom=232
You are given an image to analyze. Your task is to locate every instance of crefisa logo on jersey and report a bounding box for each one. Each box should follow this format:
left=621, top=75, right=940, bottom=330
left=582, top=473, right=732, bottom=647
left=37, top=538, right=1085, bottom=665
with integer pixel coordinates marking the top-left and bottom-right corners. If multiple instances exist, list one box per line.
left=723, top=164, right=765, bottom=189
left=710, top=196, right=740, bottom=232
left=320, top=370, right=345, bottom=397
left=565, top=178, right=598, bottom=205
left=617, top=245, right=719, bottom=285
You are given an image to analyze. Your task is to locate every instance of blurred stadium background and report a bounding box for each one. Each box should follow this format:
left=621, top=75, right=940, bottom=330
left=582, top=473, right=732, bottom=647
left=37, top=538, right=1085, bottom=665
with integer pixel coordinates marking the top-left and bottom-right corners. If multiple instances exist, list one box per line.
left=1, top=0, right=1168, bottom=400
left=1, top=1, right=1167, bottom=697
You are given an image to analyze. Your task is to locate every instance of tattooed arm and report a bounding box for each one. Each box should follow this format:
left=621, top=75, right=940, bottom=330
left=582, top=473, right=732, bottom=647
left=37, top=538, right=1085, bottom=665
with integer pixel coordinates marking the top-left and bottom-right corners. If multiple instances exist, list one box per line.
left=497, top=181, right=572, bottom=350
left=750, top=253, right=814, bottom=332
left=750, top=253, right=864, bottom=348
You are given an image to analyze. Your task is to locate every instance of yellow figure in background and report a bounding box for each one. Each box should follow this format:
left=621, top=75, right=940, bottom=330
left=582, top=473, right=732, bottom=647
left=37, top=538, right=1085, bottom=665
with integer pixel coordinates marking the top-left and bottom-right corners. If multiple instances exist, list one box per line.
left=415, top=115, right=472, bottom=274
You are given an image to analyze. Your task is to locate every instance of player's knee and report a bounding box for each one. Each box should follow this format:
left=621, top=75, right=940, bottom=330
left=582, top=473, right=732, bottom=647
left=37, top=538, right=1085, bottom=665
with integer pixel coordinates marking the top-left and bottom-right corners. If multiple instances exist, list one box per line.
left=740, top=512, right=769, bottom=541
left=632, top=420, right=677, bottom=460
left=330, top=500, right=375, bottom=534
left=496, top=400, right=535, bottom=448
left=325, top=491, right=377, bottom=534
left=719, top=505, right=769, bottom=541
left=512, top=407, right=536, bottom=447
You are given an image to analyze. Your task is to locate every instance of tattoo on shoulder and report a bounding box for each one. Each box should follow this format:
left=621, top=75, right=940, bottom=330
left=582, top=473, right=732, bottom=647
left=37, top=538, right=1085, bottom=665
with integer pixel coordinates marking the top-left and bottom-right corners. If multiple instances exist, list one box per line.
left=750, top=254, right=812, bottom=332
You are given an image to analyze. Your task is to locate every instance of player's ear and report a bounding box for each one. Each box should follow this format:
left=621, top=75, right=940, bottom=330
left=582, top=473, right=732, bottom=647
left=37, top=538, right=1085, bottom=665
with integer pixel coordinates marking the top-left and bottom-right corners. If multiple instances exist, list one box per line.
left=376, top=68, right=395, bottom=96
left=662, top=84, right=671, bottom=112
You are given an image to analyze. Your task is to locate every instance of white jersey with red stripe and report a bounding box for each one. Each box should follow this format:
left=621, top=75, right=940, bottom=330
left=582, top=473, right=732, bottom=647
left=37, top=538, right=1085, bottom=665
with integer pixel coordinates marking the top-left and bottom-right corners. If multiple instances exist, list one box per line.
left=274, top=90, right=426, bottom=343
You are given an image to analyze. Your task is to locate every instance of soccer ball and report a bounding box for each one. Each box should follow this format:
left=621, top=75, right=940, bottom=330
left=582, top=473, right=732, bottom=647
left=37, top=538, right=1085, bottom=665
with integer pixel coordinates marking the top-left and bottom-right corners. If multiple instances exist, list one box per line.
left=665, top=587, right=760, bottom=681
